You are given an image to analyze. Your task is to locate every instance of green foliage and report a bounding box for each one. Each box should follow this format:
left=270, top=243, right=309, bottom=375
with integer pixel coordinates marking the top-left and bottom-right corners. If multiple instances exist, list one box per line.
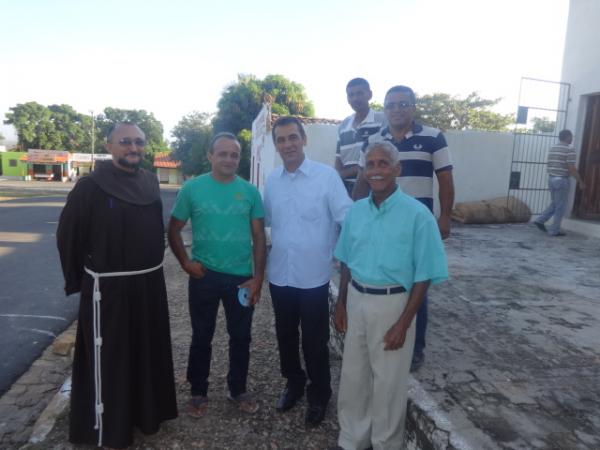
left=369, top=102, right=384, bottom=112
left=171, top=112, right=213, bottom=176
left=212, top=74, right=315, bottom=178
left=415, top=92, right=513, bottom=132
left=4, top=103, right=168, bottom=172
left=237, top=129, right=252, bottom=180
left=4, top=102, right=48, bottom=150
left=530, top=116, right=556, bottom=134
left=4, top=102, right=96, bottom=151
left=213, top=74, right=315, bottom=134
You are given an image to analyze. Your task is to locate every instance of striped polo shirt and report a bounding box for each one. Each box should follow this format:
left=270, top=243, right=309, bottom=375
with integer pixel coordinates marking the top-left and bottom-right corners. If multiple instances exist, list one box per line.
left=336, top=109, right=386, bottom=167
left=546, top=143, right=576, bottom=177
left=359, top=122, right=452, bottom=211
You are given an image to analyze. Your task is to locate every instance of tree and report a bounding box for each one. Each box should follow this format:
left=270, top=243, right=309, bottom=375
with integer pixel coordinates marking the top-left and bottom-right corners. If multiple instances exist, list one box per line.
left=5, top=102, right=98, bottom=152
left=213, top=74, right=315, bottom=135
left=5, top=103, right=168, bottom=171
left=48, top=104, right=94, bottom=152
left=5, top=102, right=56, bottom=150
left=0, top=131, right=4, bottom=142
left=213, top=74, right=315, bottom=178
left=530, top=116, right=556, bottom=134
left=171, top=112, right=213, bottom=176
left=415, top=92, right=513, bottom=132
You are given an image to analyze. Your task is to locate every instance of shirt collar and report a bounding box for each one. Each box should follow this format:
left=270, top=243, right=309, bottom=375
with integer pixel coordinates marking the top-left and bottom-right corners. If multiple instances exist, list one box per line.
left=344, top=108, right=377, bottom=131
left=280, top=156, right=311, bottom=177
left=381, top=121, right=422, bottom=140
left=368, top=187, right=401, bottom=213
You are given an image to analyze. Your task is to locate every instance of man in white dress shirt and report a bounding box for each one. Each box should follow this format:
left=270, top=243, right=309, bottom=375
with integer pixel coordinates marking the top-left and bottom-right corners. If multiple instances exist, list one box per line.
left=264, top=116, right=352, bottom=428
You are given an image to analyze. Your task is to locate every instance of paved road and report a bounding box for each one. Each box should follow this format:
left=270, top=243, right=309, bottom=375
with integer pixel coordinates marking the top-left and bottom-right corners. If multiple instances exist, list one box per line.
left=0, top=195, right=75, bottom=395
left=0, top=183, right=178, bottom=395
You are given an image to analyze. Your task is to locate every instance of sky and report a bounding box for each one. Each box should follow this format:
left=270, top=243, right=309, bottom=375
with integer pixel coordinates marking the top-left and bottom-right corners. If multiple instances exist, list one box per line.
left=0, top=0, right=570, bottom=144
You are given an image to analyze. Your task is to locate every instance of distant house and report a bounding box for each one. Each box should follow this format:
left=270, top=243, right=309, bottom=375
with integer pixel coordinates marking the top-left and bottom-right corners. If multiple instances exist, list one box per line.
left=153, top=152, right=183, bottom=185
left=0, top=151, right=28, bottom=179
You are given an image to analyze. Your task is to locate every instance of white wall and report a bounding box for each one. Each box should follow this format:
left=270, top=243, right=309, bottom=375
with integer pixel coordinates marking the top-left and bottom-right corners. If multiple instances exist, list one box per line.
left=561, top=0, right=600, bottom=134
left=251, top=112, right=517, bottom=213
left=560, top=0, right=600, bottom=217
left=445, top=131, right=513, bottom=203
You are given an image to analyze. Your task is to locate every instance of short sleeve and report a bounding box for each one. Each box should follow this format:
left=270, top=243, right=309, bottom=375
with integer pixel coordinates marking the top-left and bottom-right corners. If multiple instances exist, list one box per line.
left=249, top=185, right=265, bottom=219
left=334, top=207, right=353, bottom=264
left=171, top=184, right=192, bottom=222
left=432, top=132, right=453, bottom=172
left=412, top=212, right=448, bottom=285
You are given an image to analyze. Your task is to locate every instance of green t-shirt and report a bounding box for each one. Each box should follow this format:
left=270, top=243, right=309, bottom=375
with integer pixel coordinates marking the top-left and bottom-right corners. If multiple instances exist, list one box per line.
left=171, top=173, right=264, bottom=276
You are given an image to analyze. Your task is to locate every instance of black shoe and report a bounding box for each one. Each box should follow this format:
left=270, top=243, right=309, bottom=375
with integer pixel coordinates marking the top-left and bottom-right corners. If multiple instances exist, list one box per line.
left=410, top=352, right=425, bottom=372
left=533, top=222, right=547, bottom=232
left=305, top=404, right=326, bottom=428
left=276, top=387, right=304, bottom=412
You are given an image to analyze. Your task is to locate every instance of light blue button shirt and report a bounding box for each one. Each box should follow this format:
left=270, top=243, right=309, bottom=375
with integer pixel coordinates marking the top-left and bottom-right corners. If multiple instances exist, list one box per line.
left=334, top=188, right=448, bottom=291
left=264, top=158, right=352, bottom=289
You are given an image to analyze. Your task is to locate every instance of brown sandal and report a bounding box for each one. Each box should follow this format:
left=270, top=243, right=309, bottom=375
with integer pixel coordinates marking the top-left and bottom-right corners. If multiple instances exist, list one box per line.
left=186, top=396, right=209, bottom=418
left=228, top=392, right=259, bottom=414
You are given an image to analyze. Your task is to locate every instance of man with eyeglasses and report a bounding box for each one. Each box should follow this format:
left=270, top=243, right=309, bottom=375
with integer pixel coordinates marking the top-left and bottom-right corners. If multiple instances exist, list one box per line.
left=57, top=122, right=177, bottom=449
left=169, top=132, right=266, bottom=418
left=335, top=78, right=386, bottom=194
left=352, top=85, right=455, bottom=372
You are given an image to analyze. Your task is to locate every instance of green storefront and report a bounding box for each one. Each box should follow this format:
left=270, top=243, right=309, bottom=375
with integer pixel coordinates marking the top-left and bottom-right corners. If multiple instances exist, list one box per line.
left=0, top=151, right=29, bottom=178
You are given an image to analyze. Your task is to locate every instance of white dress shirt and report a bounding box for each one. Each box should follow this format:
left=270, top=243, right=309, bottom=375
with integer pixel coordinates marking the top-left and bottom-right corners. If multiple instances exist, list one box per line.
left=264, top=157, right=352, bottom=289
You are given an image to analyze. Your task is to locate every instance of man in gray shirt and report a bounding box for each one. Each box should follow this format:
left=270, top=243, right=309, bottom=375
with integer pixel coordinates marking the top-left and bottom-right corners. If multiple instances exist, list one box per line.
left=534, top=129, right=585, bottom=236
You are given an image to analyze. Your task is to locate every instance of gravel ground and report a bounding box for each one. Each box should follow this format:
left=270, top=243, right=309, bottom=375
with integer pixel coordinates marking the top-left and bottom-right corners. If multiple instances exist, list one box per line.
left=28, top=239, right=342, bottom=450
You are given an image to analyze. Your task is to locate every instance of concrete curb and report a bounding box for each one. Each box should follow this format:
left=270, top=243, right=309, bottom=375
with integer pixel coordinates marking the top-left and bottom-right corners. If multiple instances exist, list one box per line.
left=405, top=376, right=497, bottom=450
left=26, top=376, right=71, bottom=447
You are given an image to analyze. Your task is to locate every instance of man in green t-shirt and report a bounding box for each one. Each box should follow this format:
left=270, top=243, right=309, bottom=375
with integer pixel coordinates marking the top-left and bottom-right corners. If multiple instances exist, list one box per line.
left=168, top=132, right=266, bottom=417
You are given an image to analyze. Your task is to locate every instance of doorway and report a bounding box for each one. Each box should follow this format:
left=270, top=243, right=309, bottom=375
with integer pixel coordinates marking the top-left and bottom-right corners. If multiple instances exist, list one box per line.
left=575, top=95, right=600, bottom=220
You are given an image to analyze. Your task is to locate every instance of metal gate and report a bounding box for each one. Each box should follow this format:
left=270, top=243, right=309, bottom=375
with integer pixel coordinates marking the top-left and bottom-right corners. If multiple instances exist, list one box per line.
left=507, top=77, right=571, bottom=215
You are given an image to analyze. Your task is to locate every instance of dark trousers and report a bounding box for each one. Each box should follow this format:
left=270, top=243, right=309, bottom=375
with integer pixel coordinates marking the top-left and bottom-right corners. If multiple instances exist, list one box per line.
left=187, top=269, right=253, bottom=397
left=414, top=293, right=428, bottom=356
left=269, top=282, right=332, bottom=406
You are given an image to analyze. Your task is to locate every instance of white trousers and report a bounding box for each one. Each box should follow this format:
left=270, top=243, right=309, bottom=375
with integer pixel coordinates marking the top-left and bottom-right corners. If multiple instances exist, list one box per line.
left=337, top=285, right=415, bottom=450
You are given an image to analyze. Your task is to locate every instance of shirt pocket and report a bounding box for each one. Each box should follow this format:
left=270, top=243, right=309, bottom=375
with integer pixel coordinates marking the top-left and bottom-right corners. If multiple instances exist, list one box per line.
left=300, top=205, right=322, bottom=222
left=377, top=231, right=412, bottom=273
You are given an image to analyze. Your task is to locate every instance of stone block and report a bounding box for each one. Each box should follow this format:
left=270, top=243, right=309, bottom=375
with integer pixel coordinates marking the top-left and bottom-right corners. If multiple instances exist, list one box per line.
left=52, top=333, right=76, bottom=356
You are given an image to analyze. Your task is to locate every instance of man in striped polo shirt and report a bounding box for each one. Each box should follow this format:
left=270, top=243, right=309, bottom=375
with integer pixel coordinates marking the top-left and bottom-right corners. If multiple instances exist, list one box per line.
left=335, top=78, right=386, bottom=194
left=533, top=129, right=585, bottom=236
left=352, top=85, right=454, bottom=371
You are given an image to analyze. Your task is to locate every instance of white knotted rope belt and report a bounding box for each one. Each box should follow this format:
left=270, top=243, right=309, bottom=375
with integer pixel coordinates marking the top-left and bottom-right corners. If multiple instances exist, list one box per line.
left=84, top=260, right=164, bottom=447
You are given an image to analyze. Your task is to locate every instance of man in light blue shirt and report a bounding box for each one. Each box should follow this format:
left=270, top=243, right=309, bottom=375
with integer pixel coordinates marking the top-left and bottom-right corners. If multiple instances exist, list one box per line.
left=333, top=140, right=448, bottom=450
left=264, top=116, right=352, bottom=428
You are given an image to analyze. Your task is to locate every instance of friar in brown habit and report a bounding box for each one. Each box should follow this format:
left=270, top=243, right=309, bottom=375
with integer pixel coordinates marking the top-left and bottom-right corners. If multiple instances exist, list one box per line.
left=57, top=122, right=177, bottom=449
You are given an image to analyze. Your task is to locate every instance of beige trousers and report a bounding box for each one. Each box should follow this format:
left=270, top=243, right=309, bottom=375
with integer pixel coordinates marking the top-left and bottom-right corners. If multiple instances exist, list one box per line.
left=337, top=285, right=415, bottom=450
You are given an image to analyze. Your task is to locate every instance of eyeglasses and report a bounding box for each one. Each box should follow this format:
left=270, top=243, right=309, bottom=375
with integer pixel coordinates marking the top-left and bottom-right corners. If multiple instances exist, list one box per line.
left=117, top=138, right=146, bottom=147
left=384, top=101, right=415, bottom=110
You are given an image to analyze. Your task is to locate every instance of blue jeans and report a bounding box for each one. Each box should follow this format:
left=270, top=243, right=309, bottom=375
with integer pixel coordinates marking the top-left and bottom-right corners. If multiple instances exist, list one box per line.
left=187, top=269, right=253, bottom=397
left=537, top=176, right=570, bottom=235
